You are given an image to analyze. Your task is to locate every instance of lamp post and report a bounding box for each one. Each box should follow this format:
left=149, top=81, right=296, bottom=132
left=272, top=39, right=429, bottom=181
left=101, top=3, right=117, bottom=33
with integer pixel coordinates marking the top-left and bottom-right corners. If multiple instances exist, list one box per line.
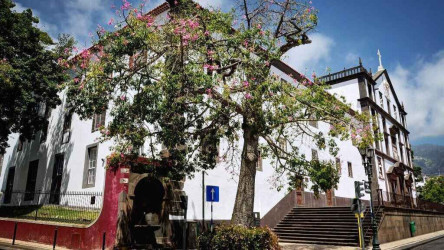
left=358, top=147, right=380, bottom=250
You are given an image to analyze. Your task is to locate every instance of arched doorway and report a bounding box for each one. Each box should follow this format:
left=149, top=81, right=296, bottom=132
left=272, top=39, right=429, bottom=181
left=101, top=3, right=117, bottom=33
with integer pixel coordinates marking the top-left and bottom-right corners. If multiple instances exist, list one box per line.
left=130, top=177, right=165, bottom=246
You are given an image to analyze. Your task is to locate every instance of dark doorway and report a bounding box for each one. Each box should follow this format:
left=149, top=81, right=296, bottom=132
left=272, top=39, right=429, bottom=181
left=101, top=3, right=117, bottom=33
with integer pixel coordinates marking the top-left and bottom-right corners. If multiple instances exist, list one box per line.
left=3, top=167, right=15, bottom=204
left=50, top=154, right=64, bottom=204
left=130, top=177, right=165, bottom=246
left=24, top=160, right=39, bottom=201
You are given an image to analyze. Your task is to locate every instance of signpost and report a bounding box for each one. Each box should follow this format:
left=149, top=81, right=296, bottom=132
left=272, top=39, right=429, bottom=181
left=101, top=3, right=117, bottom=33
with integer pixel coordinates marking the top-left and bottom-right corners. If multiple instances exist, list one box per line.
left=206, top=185, right=219, bottom=232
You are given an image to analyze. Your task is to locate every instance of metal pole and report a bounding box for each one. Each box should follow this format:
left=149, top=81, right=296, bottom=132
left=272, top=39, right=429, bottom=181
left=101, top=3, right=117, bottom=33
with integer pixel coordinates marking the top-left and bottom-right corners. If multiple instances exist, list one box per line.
left=210, top=201, right=213, bottom=232
left=202, top=171, right=205, bottom=230
left=366, top=157, right=381, bottom=250
left=357, top=200, right=365, bottom=250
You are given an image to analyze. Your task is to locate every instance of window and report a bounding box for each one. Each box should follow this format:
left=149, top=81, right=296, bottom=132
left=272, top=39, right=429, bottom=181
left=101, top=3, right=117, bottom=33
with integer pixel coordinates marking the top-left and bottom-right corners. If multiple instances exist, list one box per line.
left=92, top=111, right=106, bottom=132
left=384, top=134, right=389, bottom=155
left=308, top=114, right=318, bottom=128
left=40, top=107, right=52, bottom=143
left=347, top=162, right=353, bottom=178
left=25, top=160, right=39, bottom=201
left=129, top=54, right=135, bottom=68
left=391, top=135, right=399, bottom=160
left=50, top=154, right=64, bottom=204
left=393, top=105, right=397, bottom=119
left=379, top=92, right=384, bottom=107
left=0, top=154, right=3, bottom=176
left=278, top=138, right=287, bottom=157
left=4, top=167, right=15, bottom=204
left=17, top=135, right=24, bottom=151
left=62, top=110, right=73, bottom=144
left=256, top=150, right=263, bottom=172
left=335, top=157, right=341, bottom=175
left=85, top=146, right=98, bottom=186
left=377, top=157, right=384, bottom=178
left=311, top=149, right=318, bottom=161
left=367, top=83, right=373, bottom=100
left=387, top=100, right=391, bottom=115
left=382, top=117, right=387, bottom=133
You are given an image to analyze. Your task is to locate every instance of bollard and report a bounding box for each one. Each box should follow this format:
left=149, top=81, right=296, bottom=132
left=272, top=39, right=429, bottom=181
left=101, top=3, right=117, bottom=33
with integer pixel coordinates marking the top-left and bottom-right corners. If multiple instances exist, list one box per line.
left=102, top=232, right=106, bottom=250
left=12, top=222, right=17, bottom=245
left=53, top=227, right=58, bottom=250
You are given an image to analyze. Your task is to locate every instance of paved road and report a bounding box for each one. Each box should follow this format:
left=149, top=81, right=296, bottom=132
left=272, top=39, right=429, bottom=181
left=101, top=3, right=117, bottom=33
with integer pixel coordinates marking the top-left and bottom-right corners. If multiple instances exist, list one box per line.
left=408, top=236, right=444, bottom=250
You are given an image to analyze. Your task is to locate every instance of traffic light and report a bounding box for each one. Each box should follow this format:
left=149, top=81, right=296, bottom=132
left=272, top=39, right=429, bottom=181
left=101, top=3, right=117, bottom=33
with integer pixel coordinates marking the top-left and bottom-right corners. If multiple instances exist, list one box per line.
left=364, top=181, right=371, bottom=194
left=354, top=181, right=365, bottom=199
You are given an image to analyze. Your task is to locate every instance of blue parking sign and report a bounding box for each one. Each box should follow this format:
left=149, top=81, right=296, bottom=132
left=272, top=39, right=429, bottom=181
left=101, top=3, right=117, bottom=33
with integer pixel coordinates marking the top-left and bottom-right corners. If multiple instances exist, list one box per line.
left=206, top=185, right=219, bottom=202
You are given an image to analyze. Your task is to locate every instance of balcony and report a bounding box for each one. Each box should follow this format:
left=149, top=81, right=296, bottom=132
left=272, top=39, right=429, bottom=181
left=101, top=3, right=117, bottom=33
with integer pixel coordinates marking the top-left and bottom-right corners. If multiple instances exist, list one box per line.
left=375, top=190, right=444, bottom=212
left=319, top=65, right=371, bottom=83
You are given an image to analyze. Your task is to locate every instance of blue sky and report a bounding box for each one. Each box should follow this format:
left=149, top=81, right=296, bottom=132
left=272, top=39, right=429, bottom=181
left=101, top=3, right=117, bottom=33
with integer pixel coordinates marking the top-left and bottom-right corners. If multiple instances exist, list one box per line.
left=12, top=0, right=444, bottom=146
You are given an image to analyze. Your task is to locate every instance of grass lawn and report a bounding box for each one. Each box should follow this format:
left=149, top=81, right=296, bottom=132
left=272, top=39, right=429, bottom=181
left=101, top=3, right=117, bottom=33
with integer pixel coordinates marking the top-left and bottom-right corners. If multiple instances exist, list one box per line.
left=17, top=205, right=101, bottom=224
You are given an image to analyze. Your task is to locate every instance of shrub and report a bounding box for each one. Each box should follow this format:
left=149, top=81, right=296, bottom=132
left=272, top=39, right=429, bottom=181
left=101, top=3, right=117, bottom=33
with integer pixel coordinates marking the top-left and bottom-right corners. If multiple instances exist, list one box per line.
left=198, top=224, right=281, bottom=250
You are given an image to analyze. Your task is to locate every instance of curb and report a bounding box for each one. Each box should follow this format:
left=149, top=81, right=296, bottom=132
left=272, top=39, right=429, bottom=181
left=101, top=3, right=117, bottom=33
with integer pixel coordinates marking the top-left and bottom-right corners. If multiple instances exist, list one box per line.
left=381, top=233, right=444, bottom=250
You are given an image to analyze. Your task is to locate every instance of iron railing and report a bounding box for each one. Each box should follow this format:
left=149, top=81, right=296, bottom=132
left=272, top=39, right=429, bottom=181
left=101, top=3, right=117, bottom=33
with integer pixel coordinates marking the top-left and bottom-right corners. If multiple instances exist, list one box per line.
left=375, top=189, right=444, bottom=212
left=318, top=65, right=370, bottom=83
left=0, top=190, right=103, bottom=224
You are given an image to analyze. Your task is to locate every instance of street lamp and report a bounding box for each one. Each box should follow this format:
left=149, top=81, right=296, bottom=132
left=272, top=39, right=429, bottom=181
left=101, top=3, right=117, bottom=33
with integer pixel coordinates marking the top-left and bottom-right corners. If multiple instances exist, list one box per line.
left=358, top=147, right=380, bottom=250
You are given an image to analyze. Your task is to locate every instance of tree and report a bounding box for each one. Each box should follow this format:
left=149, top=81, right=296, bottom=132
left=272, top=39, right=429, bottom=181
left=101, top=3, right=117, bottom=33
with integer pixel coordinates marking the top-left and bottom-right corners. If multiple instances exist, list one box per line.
left=66, top=0, right=375, bottom=226
left=413, top=165, right=423, bottom=182
left=421, top=176, right=444, bottom=204
left=0, top=0, right=74, bottom=153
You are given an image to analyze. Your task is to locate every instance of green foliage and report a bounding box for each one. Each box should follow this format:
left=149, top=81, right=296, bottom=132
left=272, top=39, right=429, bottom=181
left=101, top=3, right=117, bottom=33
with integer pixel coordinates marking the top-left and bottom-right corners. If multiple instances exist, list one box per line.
left=421, top=176, right=444, bottom=204
left=413, top=165, right=423, bottom=182
left=0, top=0, right=74, bottom=153
left=198, top=225, right=280, bottom=250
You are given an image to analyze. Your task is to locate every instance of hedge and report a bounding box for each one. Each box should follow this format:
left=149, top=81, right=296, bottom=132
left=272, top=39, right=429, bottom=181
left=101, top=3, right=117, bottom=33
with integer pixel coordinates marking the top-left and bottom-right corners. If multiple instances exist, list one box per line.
left=198, top=224, right=281, bottom=250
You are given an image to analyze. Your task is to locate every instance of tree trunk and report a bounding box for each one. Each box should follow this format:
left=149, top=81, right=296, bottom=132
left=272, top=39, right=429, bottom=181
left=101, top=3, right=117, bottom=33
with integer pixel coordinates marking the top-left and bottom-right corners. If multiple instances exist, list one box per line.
left=231, top=125, right=259, bottom=226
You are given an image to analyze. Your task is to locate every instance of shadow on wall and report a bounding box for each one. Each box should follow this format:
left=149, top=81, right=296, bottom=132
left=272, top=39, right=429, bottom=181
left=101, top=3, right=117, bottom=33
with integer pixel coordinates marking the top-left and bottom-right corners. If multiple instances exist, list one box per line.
left=0, top=100, right=74, bottom=204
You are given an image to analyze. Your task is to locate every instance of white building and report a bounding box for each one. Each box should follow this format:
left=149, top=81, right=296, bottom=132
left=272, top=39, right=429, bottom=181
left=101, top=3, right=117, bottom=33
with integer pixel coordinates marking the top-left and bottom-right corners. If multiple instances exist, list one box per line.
left=0, top=3, right=415, bottom=227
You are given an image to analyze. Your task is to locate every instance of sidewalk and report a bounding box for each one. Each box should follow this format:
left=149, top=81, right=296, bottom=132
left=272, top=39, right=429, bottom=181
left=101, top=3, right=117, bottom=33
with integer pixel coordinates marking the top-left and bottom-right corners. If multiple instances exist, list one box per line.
left=0, top=237, right=68, bottom=250
left=380, top=230, right=444, bottom=250
left=280, top=230, right=444, bottom=250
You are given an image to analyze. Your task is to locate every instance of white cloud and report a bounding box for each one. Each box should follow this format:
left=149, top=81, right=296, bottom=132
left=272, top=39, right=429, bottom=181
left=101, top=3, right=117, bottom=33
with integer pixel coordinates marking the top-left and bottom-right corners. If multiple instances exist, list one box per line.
left=391, top=51, right=444, bottom=139
left=196, top=0, right=225, bottom=9
left=13, top=1, right=58, bottom=39
left=282, top=33, right=334, bottom=75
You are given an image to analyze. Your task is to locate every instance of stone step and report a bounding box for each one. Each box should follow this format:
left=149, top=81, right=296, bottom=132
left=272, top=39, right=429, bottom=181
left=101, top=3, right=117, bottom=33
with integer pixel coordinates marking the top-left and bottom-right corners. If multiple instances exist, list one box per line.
left=278, top=238, right=358, bottom=246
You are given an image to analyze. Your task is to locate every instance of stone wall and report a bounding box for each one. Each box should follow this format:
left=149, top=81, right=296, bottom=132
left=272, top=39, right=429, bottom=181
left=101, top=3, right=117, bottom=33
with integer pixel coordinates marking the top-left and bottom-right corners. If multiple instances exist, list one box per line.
left=378, top=207, right=444, bottom=243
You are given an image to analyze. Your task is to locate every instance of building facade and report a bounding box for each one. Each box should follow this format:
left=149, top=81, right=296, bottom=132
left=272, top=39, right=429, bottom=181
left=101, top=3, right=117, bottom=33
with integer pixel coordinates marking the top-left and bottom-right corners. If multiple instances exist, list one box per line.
left=0, top=4, right=415, bottom=229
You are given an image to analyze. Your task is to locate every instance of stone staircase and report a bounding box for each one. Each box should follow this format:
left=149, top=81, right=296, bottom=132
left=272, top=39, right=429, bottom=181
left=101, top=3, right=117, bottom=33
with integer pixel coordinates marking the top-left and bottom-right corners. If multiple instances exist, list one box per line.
left=273, top=206, right=383, bottom=247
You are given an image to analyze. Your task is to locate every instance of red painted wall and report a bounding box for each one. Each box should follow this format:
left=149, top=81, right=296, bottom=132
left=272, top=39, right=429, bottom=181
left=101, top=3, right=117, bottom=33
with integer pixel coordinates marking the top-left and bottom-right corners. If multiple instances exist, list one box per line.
left=0, top=167, right=128, bottom=249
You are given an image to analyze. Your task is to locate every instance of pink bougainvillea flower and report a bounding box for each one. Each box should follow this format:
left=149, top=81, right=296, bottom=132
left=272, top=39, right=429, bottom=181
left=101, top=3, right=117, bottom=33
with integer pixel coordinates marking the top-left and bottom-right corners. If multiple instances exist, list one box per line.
left=73, top=77, right=80, bottom=83
left=242, top=81, right=249, bottom=87
left=265, top=61, right=270, bottom=66
left=120, top=95, right=126, bottom=101
left=108, top=18, right=114, bottom=25
left=121, top=0, right=131, bottom=10
left=245, top=93, right=252, bottom=99
left=204, top=30, right=210, bottom=36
